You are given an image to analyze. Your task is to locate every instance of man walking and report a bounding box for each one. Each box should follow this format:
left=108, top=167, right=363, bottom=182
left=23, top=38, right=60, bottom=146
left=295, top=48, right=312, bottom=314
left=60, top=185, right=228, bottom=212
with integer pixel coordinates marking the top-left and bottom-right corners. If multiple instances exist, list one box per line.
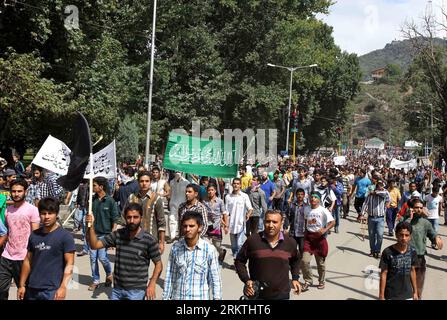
left=17, top=197, right=75, bottom=300
left=379, top=221, right=418, bottom=300
left=0, top=180, right=40, bottom=300
left=246, top=176, right=267, bottom=237
left=300, top=193, right=335, bottom=291
left=235, top=209, right=301, bottom=300
left=203, top=183, right=229, bottom=263
left=127, top=171, right=166, bottom=251
left=87, top=202, right=163, bottom=300
left=178, top=184, right=208, bottom=238
left=226, top=178, right=253, bottom=257
left=350, top=169, right=371, bottom=221
left=361, top=179, right=390, bottom=258
left=88, top=177, right=120, bottom=291
left=405, top=199, right=443, bottom=299
left=168, top=171, right=189, bottom=242
left=163, top=211, right=222, bottom=300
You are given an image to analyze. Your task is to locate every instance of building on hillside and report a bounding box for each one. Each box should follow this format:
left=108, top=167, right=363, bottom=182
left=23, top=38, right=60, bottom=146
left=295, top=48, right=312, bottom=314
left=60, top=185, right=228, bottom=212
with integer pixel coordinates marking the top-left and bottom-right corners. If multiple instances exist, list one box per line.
left=371, top=67, right=386, bottom=81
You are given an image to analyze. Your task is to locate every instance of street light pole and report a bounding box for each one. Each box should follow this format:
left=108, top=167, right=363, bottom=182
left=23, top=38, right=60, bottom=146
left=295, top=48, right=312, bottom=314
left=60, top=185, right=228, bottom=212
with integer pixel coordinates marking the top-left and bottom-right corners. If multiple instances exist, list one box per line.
left=430, top=103, right=434, bottom=155
left=145, top=0, right=157, bottom=168
left=286, top=69, right=294, bottom=155
left=267, top=63, right=317, bottom=155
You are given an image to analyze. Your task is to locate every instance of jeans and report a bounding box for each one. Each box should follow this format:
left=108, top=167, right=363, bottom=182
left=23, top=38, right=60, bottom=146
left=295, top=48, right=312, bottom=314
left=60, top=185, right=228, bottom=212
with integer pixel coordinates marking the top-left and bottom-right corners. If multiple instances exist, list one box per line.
left=386, top=207, right=398, bottom=234
left=230, top=231, right=246, bottom=257
left=111, top=287, right=146, bottom=300
left=79, top=208, right=89, bottom=253
left=332, top=205, right=340, bottom=229
left=89, top=236, right=112, bottom=284
left=429, top=219, right=439, bottom=233
left=26, top=288, right=57, bottom=300
left=367, top=216, right=385, bottom=254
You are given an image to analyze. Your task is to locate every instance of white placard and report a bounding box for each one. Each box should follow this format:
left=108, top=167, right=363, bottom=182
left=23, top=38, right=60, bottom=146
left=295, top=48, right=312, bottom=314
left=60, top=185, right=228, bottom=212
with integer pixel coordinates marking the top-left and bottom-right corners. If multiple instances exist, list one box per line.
left=32, top=135, right=71, bottom=175
left=84, top=140, right=117, bottom=179
left=333, top=156, right=346, bottom=166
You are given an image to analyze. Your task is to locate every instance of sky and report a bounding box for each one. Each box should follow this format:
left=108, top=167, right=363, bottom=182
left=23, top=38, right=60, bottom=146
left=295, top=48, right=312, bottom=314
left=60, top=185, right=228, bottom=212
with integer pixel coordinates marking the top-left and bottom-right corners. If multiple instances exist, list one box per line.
left=320, top=0, right=447, bottom=56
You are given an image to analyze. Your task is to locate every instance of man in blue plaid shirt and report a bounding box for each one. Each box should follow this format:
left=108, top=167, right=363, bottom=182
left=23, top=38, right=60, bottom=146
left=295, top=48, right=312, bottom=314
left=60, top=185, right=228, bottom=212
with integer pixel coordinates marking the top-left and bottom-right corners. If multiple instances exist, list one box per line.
left=162, top=211, right=222, bottom=300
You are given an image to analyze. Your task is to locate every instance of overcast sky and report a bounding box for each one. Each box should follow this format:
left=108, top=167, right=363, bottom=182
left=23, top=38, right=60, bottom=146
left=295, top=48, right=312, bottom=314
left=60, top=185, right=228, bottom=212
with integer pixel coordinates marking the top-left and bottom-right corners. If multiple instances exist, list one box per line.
left=320, top=0, right=447, bottom=56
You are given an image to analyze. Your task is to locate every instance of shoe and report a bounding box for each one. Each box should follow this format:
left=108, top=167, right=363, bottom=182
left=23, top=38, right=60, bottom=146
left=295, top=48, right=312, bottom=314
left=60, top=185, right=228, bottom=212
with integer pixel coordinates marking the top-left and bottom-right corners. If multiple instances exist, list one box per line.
left=388, top=232, right=394, bottom=237
left=334, top=227, right=339, bottom=233
left=105, top=275, right=113, bottom=287
left=368, top=252, right=374, bottom=257
left=76, top=250, right=88, bottom=257
left=432, top=244, right=438, bottom=250
left=88, top=283, right=99, bottom=291
left=317, top=282, right=325, bottom=290
left=374, top=252, right=380, bottom=259
left=218, top=249, right=227, bottom=264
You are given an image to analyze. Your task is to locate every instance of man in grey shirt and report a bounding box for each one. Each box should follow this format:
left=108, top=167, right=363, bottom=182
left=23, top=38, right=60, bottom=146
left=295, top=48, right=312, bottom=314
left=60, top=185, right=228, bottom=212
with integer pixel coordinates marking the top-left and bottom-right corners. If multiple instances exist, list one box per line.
left=246, top=176, right=267, bottom=236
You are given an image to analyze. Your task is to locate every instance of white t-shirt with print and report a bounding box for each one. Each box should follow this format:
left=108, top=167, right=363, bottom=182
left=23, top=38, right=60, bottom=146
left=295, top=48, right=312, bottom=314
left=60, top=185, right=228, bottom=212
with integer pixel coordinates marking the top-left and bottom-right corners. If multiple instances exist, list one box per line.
left=304, top=205, right=334, bottom=233
left=425, top=194, right=442, bottom=220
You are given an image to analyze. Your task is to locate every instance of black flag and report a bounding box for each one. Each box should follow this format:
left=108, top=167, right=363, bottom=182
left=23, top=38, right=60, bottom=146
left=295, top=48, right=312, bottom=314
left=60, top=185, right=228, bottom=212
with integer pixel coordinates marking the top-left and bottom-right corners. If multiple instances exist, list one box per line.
left=57, top=112, right=92, bottom=191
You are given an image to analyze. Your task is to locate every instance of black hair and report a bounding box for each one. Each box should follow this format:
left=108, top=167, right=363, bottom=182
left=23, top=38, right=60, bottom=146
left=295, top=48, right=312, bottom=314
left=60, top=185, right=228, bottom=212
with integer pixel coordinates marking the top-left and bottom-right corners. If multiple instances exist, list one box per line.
left=138, top=170, right=151, bottom=180
left=232, top=177, right=242, bottom=184
left=124, top=166, right=135, bottom=177
left=186, top=183, right=200, bottom=194
left=38, top=197, right=60, bottom=214
left=124, top=202, right=143, bottom=216
left=207, top=183, right=218, bottom=190
left=10, top=179, right=28, bottom=190
left=295, top=188, right=305, bottom=195
left=151, top=166, right=160, bottom=172
left=408, top=198, right=423, bottom=208
left=181, top=211, right=204, bottom=226
left=93, top=176, right=109, bottom=193
left=432, top=186, right=440, bottom=193
left=264, top=209, right=284, bottom=220
left=395, top=221, right=412, bottom=234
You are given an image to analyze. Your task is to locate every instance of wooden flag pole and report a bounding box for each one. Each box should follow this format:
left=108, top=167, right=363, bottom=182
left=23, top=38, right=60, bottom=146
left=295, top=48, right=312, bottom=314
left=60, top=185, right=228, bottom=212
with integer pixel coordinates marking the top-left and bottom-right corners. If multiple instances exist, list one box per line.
left=87, top=136, right=103, bottom=228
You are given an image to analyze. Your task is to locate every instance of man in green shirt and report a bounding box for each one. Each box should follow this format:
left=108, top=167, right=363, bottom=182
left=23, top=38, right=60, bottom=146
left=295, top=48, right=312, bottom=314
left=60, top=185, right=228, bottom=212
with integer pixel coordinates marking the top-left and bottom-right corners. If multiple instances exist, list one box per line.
left=87, top=176, right=120, bottom=291
left=405, top=198, right=443, bottom=299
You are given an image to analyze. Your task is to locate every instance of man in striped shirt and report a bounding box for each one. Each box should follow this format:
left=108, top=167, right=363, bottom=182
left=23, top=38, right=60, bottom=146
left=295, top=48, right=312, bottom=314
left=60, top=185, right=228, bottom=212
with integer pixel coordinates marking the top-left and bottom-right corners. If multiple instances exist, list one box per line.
left=163, top=211, right=222, bottom=300
left=361, top=179, right=390, bottom=258
left=86, top=202, right=163, bottom=300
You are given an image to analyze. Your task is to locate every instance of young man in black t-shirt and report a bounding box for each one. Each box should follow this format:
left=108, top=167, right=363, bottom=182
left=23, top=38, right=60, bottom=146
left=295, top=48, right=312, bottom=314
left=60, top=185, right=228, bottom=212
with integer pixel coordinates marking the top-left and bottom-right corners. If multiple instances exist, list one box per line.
left=17, top=197, right=75, bottom=300
left=379, top=221, right=418, bottom=300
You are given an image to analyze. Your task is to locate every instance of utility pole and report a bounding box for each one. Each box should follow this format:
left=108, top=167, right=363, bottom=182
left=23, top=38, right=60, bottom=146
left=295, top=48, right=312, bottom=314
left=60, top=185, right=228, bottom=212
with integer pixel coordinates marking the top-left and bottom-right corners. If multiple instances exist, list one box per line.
left=145, top=0, right=157, bottom=168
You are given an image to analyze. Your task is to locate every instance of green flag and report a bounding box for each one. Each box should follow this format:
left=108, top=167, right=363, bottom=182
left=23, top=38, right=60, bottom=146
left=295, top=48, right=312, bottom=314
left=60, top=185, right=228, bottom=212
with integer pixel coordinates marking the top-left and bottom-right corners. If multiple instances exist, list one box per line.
left=163, top=132, right=239, bottom=178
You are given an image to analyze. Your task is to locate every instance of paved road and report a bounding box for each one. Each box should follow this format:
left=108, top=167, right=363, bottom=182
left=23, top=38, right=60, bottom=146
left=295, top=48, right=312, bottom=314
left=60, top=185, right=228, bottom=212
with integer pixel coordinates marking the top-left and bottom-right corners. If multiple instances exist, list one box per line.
left=8, top=209, right=447, bottom=300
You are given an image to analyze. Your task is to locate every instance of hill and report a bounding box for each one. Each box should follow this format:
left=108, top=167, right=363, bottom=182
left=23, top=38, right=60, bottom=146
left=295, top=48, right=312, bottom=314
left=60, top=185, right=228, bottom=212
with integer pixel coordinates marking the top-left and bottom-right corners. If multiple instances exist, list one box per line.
left=359, top=38, right=447, bottom=80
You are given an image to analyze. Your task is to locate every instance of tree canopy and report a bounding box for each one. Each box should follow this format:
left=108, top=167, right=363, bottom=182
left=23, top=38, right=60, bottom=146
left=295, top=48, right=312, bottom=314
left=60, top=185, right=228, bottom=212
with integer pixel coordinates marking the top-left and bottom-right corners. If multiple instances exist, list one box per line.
left=0, top=0, right=360, bottom=159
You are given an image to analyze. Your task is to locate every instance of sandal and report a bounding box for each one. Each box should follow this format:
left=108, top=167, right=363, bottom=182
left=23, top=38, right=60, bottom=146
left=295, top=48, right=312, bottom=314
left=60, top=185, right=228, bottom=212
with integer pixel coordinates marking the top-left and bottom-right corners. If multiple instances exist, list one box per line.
left=301, top=282, right=310, bottom=292
left=317, top=282, right=325, bottom=290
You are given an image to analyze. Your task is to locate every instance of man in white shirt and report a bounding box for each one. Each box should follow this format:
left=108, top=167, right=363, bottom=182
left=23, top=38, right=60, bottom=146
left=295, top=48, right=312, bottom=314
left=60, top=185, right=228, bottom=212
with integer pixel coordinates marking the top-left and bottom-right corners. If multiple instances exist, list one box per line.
left=168, top=172, right=189, bottom=242
left=225, top=178, right=253, bottom=257
left=300, top=192, right=335, bottom=292
left=425, top=186, right=442, bottom=249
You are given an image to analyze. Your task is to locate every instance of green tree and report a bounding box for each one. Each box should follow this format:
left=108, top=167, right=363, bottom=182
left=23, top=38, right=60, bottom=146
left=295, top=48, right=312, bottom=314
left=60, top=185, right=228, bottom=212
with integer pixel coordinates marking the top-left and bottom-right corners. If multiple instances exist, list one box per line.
left=116, top=115, right=139, bottom=163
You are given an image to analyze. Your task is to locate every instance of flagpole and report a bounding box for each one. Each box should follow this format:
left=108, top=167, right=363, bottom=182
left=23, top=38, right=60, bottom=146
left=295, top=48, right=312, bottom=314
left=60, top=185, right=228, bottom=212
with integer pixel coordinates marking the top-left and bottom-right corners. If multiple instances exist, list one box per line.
left=87, top=136, right=103, bottom=228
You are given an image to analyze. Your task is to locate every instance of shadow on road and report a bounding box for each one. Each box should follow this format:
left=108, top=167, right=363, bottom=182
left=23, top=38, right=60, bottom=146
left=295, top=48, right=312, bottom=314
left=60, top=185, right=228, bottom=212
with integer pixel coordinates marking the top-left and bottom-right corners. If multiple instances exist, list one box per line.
left=336, top=246, right=370, bottom=257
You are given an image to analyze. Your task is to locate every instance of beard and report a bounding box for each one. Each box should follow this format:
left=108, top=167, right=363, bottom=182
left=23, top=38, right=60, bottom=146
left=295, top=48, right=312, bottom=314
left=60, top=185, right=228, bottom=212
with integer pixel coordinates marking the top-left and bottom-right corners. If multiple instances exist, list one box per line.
left=126, top=223, right=140, bottom=231
left=12, top=194, right=25, bottom=203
